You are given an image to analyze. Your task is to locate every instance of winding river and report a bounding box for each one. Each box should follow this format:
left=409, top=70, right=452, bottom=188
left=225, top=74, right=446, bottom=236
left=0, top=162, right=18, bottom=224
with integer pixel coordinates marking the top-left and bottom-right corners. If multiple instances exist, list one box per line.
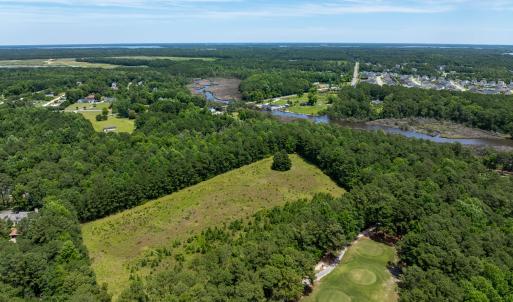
left=193, top=82, right=513, bottom=149
left=270, top=111, right=513, bottom=149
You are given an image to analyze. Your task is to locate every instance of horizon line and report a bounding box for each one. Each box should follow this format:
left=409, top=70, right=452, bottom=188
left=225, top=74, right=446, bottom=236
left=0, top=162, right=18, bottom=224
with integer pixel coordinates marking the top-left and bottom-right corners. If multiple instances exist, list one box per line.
left=1, top=42, right=512, bottom=48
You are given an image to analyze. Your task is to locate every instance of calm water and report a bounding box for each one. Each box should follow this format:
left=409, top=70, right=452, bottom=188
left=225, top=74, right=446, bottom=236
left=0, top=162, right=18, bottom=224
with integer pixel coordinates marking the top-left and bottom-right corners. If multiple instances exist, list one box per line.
left=194, top=86, right=230, bottom=104
left=270, top=111, right=513, bottom=149
left=197, top=84, right=513, bottom=149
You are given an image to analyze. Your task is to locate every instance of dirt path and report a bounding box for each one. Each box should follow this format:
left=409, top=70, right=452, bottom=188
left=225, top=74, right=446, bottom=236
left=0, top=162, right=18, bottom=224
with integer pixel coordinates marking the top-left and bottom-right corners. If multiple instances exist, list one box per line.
left=351, top=62, right=360, bottom=87
left=314, top=231, right=367, bottom=281
left=42, top=93, right=65, bottom=107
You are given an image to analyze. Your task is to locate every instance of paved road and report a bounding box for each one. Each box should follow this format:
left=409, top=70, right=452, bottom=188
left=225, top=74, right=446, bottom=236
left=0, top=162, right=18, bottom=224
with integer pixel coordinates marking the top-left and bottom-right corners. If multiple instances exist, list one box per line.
left=314, top=232, right=366, bottom=281
left=351, top=62, right=360, bottom=87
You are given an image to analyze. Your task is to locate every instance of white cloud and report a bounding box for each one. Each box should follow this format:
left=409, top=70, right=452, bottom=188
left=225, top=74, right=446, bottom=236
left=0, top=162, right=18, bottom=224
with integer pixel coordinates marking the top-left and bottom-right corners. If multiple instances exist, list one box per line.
left=0, top=0, right=510, bottom=20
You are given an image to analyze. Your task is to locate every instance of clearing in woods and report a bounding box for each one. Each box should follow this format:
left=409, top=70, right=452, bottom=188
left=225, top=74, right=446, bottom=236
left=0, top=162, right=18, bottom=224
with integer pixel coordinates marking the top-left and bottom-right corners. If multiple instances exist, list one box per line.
left=80, top=111, right=135, bottom=133
left=0, top=58, right=118, bottom=68
left=82, top=155, right=344, bottom=298
left=303, top=236, right=398, bottom=302
left=64, top=102, right=135, bottom=133
left=272, top=92, right=335, bottom=116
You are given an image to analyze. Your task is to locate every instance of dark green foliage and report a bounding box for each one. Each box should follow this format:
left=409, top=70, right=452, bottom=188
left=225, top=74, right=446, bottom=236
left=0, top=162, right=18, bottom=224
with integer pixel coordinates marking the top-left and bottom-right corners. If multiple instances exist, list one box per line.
left=240, top=72, right=313, bottom=101
left=95, top=114, right=108, bottom=121
left=2, top=102, right=513, bottom=301
left=271, top=150, right=292, bottom=171
left=2, top=46, right=513, bottom=301
left=121, top=194, right=360, bottom=301
left=0, top=198, right=110, bottom=301
left=329, top=83, right=513, bottom=134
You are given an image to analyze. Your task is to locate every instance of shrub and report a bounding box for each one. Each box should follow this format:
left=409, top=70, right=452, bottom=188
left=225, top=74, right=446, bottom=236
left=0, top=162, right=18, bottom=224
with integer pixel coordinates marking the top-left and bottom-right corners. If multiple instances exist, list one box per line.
left=272, top=150, right=292, bottom=171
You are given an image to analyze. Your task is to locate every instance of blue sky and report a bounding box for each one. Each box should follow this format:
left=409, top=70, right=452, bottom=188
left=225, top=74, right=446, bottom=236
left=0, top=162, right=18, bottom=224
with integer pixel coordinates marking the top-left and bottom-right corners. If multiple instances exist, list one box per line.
left=0, top=0, right=512, bottom=45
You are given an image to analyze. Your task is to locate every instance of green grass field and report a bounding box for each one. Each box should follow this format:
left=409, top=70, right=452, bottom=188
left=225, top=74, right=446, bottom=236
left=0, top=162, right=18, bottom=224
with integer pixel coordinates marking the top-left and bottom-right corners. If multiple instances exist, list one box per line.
left=111, top=56, right=216, bottom=61
left=82, top=155, right=344, bottom=298
left=304, top=237, right=398, bottom=302
left=273, top=93, right=334, bottom=115
left=0, top=58, right=118, bottom=69
left=80, top=111, right=135, bottom=133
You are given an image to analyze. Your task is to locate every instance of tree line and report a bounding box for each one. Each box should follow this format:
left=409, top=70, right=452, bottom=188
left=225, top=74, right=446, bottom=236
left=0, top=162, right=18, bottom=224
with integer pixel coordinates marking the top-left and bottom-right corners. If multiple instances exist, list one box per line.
left=329, top=83, right=513, bottom=136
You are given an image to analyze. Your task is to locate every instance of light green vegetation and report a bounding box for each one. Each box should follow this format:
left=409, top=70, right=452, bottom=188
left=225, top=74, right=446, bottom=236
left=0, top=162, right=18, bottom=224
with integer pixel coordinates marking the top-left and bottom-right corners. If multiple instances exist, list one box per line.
left=304, top=237, right=398, bottom=302
left=82, top=155, right=345, bottom=298
left=111, top=56, right=216, bottom=61
left=273, top=93, right=334, bottom=115
left=0, top=58, right=118, bottom=68
left=80, top=111, right=135, bottom=133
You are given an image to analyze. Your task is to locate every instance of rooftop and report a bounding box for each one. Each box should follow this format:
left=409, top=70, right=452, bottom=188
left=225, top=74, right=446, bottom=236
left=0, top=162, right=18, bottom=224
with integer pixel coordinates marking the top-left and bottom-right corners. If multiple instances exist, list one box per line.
left=0, top=210, right=30, bottom=223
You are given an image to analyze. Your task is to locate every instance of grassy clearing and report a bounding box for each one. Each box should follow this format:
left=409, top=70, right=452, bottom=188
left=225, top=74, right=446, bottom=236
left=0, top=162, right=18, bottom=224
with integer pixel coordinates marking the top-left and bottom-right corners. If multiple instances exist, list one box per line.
left=304, top=237, right=398, bottom=302
left=273, top=93, right=334, bottom=115
left=82, top=155, right=344, bottom=298
left=80, top=111, right=135, bottom=133
left=0, top=58, right=118, bottom=69
left=111, top=56, right=216, bottom=61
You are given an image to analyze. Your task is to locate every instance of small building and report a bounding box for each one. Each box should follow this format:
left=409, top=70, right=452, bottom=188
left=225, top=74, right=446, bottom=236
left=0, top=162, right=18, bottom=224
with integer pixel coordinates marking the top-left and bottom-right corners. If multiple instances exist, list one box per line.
left=9, top=228, right=18, bottom=243
left=0, top=210, right=30, bottom=223
left=78, top=94, right=99, bottom=104
left=103, top=126, right=117, bottom=133
left=111, top=82, right=119, bottom=90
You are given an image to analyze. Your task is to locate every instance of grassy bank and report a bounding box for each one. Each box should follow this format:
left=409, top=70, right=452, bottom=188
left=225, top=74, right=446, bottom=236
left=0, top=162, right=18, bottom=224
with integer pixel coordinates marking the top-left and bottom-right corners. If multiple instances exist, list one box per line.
left=304, top=236, right=398, bottom=302
left=82, top=155, right=344, bottom=298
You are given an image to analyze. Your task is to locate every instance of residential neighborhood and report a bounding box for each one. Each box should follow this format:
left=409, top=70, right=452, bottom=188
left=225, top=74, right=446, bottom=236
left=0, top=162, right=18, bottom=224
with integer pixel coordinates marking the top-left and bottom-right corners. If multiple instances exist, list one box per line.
left=361, top=70, right=513, bottom=95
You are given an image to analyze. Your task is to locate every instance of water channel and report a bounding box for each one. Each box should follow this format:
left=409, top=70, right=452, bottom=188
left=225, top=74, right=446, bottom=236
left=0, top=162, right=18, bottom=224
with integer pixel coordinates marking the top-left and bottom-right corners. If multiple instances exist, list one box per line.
left=270, top=110, right=513, bottom=149
left=193, top=82, right=513, bottom=149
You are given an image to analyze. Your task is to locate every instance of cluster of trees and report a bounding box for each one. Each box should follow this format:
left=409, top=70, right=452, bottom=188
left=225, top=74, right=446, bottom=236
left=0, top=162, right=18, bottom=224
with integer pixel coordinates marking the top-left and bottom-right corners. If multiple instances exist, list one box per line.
left=240, top=72, right=312, bottom=101
left=0, top=197, right=110, bottom=301
left=483, top=150, right=513, bottom=172
left=329, top=83, right=513, bottom=136
left=271, top=150, right=292, bottom=171
left=119, top=194, right=359, bottom=301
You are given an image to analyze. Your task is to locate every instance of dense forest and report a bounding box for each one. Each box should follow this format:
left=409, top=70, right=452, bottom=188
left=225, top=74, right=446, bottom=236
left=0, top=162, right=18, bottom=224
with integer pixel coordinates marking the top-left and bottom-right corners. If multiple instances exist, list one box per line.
left=115, top=113, right=513, bottom=301
left=1, top=45, right=513, bottom=301
left=329, top=83, right=513, bottom=136
left=2, top=44, right=512, bottom=80
left=2, top=102, right=513, bottom=301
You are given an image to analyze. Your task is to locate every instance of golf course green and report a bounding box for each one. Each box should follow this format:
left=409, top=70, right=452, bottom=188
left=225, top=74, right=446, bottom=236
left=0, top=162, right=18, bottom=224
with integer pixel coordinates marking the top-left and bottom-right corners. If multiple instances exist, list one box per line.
left=304, top=236, right=398, bottom=302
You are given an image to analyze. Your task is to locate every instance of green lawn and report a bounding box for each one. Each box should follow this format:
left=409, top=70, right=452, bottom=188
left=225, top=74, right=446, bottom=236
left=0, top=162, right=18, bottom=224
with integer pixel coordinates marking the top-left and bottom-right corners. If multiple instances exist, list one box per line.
left=82, top=155, right=344, bottom=299
left=304, top=237, right=398, bottom=302
left=80, top=111, right=135, bottom=133
left=0, top=58, right=118, bottom=69
left=273, top=93, right=334, bottom=116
